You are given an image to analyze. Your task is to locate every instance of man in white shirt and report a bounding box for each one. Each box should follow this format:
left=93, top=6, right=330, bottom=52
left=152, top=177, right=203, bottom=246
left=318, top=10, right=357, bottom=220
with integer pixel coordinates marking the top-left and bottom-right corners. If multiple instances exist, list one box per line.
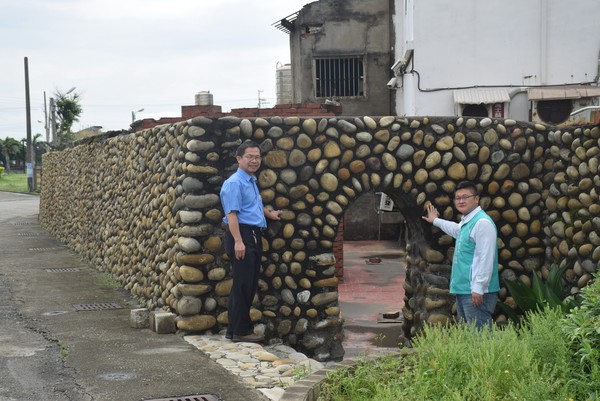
left=422, top=181, right=499, bottom=329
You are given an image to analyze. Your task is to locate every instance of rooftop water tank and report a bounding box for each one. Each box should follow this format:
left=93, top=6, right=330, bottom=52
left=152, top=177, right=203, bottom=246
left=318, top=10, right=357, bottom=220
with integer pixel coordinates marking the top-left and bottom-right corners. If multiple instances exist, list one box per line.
left=195, top=91, right=214, bottom=106
left=276, top=63, right=293, bottom=105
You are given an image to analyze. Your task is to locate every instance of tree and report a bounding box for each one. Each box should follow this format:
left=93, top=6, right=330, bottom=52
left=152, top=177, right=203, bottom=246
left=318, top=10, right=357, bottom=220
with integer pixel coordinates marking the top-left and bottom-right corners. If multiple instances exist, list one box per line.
left=0, top=137, right=23, bottom=173
left=54, top=89, right=82, bottom=147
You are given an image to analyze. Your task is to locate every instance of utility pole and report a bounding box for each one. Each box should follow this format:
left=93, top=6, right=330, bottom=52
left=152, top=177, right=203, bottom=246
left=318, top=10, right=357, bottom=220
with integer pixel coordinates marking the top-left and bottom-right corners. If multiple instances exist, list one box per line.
left=24, top=57, right=33, bottom=192
left=43, top=91, right=50, bottom=143
left=49, top=97, right=57, bottom=145
left=257, top=90, right=268, bottom=115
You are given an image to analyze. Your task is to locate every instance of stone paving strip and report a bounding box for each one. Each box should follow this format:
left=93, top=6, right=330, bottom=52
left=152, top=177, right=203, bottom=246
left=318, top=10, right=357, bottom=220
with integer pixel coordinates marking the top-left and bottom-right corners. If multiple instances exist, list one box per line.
left=185, top=334, right=327, bottom=401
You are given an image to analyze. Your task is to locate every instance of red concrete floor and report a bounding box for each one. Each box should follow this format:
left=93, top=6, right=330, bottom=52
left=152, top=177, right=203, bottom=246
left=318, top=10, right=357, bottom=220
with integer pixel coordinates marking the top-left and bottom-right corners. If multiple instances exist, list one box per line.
left=338, top=240, right=406, bottom=358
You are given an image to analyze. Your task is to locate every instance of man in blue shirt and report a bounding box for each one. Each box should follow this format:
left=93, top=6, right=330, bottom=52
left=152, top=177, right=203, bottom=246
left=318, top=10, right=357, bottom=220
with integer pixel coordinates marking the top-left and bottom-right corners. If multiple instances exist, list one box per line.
left=220, top=141, right=281, bottom=342
left=422, top=181, right=499, bottom=329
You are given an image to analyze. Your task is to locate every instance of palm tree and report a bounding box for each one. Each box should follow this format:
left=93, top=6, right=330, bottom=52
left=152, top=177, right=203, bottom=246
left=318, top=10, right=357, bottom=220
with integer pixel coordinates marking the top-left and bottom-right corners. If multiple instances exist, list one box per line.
left=0, top=137, right=23, bottom=173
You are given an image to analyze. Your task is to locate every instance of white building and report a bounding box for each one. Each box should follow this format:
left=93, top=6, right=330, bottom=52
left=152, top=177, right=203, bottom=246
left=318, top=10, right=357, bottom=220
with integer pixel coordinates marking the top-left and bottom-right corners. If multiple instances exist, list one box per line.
left=392, top=0, right=600, bottom=124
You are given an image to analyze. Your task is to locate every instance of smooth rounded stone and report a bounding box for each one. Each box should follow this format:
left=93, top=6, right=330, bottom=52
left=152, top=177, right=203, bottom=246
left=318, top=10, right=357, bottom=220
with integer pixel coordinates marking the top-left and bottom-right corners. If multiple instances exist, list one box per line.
left=302, top=118, right=317, bottom=135
left=307, top=148, right=322, bottom=163
left=354, top=144, right=370, bottom=159
left=180, top=265, right=204, bottom=283
left=396, top=144, right=415, bottom=160
left=267, top=126, right=284, bottom=138
left=184, top=194, right=220, bottom=209
left=362, top=156, right=379, bottom=171
left=322, top=141, right=341, bottom=158
left=348, top=161, right=365, bottom=175
left=187, top=125, right=206, bottom=137
left=374, top=129, right=390, bottom=143
left=203, top=297, right=217, bottom=312
left=424, top=249, right=445, bottom=263
left=202, top=236, right=221, bottom=252
left=178, top=237, right=201, bottom=253
left=182, top=177, right=204, bottom=193
left=385, top=137, right=401, bottom=154
left=311, top=292, right=338, bottom=306
left=337, top=119, right=357, bottom=133
left=276, top=137, right=295, bottom=151
left=207, top=267, right=226, bottom=281
left=493, top=164, right=510, bottom=180
left=178, top=296, right=202, bottom=315
left=425, top=169, right=443, bottom=181
left=176, top=315, right=216, bottom=331
left=178, top=283, right=212, bottom=296
left=187, top=139, right=215, bottom=152
left=447, top=162, right=466, bottom=180
left=296, top=290, right=311, bottom=304
left=187, top=165, right=219, bottom=175
left=185, top=152, right=201, bottom=163
left=435, top=137, right=454, bottom=151
left=325, top=127, right=339, bottom=138
left=466, top=164, right=478, bottom=181
left=508, top=193, right=524, bottom=208
left=179, top=253, right=215, bottom=266
left=325, top=201, right=343, bottom=215
left=424, top=151, right=441, bottom=169
left=281, top=289, right=295, bottom=305
left=413, top=169, right=427, bottom=185
left=512, top=163, right=530, bottom=180
left=263, top=150, right=288, bottom=169
left=178, top=210, right=203, bottom=224
left=215, top=279, right=233, bottom=296
left=320, top=173, right=338, bottom=192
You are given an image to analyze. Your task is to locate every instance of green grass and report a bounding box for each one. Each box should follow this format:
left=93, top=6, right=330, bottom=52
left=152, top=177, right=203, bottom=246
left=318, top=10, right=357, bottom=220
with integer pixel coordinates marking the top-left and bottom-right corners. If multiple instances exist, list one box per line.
left=319, top=308, right=583, bottom=401
left=0, top=172, right=39, bottom=193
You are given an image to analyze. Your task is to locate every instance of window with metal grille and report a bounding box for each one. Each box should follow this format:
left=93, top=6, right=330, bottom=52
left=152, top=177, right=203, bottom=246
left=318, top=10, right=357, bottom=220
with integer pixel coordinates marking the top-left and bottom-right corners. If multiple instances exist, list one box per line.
left=315, top=57, right=364, bottom=98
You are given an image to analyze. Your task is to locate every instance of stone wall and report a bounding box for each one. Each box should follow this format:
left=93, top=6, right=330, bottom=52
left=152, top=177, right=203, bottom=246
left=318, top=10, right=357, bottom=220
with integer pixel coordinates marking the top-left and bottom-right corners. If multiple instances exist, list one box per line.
left=39, top=116, right=600, bottom=360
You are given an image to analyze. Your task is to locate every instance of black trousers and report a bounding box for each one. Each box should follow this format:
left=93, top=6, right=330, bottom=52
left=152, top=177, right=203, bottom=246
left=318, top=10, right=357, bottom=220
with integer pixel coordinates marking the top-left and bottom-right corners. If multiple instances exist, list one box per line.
left=224, top=224, right=262, bottom=337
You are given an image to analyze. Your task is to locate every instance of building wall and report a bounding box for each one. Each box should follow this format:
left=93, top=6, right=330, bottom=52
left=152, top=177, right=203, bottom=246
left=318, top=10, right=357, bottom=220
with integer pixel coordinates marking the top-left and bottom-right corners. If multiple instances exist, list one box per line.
left=393, top=0, right=600, bottom=119
left=289, top=0, right=394, bottom=116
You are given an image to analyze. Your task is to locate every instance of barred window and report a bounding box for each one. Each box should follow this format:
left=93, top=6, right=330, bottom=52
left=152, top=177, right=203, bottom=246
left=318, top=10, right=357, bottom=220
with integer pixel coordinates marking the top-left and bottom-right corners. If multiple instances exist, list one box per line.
left=315, top=57, right=364, bottom=98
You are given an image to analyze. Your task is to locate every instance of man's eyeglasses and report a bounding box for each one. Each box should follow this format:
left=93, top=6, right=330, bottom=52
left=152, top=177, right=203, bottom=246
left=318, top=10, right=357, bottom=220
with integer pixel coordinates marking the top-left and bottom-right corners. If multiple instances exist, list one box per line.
left=243, top=155, right=262, bottom=161
left=454, top=194, right=477, bottom=202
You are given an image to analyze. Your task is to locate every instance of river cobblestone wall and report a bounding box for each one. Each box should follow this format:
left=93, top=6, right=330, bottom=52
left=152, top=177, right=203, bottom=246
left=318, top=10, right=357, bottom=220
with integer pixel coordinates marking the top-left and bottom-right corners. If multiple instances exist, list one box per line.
left=39, top=116, right=600, bottom=360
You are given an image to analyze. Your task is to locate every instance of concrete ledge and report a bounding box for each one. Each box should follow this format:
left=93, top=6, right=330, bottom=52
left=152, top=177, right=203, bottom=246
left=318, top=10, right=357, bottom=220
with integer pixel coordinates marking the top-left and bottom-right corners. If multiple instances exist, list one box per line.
left=280, top=359, right=356, bottom=401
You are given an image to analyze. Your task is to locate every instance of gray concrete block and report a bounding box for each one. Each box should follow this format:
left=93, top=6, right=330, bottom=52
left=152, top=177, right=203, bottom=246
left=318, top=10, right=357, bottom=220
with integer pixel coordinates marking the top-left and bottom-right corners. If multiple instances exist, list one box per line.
left=130, top=308, right=150, bottom=329
left=151, top=311, right=176, bottom=334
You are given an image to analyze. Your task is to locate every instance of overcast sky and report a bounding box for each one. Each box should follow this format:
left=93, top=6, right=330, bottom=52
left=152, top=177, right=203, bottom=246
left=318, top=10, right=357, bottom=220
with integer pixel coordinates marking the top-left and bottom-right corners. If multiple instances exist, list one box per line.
left=0, top=0, right=309, bottom=141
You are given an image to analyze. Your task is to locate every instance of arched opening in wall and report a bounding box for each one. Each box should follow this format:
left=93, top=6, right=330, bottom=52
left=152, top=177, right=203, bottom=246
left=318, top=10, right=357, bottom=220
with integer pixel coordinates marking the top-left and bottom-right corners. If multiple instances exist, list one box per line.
left=337, top=191, right=408, bottom=357
left=462, top=104, right=488, bottom=117
left=536, top=99, right=572, bottom=124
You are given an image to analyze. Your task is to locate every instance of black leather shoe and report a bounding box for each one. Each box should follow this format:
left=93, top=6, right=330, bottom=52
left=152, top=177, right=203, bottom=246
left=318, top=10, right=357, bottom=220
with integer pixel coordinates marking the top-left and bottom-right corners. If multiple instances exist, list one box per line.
left=225, top=333, right=233, bottom=340
left=232, top=333, right=264, bottom=343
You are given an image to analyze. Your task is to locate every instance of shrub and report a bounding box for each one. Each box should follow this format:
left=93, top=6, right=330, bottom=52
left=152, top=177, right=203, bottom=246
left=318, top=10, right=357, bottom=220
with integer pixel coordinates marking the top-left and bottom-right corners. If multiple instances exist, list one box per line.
left=562, top=274, right=600, bottom=399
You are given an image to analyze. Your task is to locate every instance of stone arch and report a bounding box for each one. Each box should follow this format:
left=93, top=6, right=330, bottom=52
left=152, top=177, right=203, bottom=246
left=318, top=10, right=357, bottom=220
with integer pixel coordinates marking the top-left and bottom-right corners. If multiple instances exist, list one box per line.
left=39, top=115, right=600, bottom=361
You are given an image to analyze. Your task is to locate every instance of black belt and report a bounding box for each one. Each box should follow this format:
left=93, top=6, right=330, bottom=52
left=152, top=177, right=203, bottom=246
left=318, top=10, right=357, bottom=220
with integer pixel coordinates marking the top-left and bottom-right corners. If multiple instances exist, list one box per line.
left=238, top=223, right=264, bottom=232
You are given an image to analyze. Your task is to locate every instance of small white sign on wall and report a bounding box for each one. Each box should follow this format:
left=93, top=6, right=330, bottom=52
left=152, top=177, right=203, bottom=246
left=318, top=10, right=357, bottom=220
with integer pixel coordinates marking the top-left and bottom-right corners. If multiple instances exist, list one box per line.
left=379, top=193, right=394, bottom=211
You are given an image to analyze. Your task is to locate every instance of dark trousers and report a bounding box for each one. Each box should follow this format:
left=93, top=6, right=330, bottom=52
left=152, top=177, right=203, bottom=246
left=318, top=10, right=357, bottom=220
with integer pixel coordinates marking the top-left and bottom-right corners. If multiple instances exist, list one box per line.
left=224, top=224, right=262, bottom=337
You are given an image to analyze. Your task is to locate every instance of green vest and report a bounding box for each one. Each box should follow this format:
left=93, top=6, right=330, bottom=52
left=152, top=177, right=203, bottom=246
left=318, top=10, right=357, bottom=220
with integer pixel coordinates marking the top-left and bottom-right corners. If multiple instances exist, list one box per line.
left=450, top=210, right=499, bottom=294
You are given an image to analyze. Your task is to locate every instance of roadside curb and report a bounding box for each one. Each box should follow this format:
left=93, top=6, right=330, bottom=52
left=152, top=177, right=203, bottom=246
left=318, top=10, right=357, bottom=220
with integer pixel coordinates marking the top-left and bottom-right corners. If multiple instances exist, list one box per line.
left=280, top=358, right=357, bottom=401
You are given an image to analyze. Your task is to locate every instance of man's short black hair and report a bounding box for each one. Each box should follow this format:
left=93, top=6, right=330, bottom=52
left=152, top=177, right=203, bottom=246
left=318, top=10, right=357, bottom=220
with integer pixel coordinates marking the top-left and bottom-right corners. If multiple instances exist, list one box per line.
left=236, top=140, right=261, bottom=157
left=456, top=181, right=478, bottom=195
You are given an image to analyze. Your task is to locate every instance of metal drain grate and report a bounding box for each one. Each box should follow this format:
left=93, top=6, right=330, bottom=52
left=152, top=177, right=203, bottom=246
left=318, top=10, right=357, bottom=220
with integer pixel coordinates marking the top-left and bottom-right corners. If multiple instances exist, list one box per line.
left=11, top=222, right=35, bottom=225
left=28, top=247, right=65, bottom=251
left=72, top=303, right=122, bottom=311
left=141, top=395, right=220, bottom=401
left=45, top=268, right=80, bottom=273
left=18, top=232, right=40, bottom=236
